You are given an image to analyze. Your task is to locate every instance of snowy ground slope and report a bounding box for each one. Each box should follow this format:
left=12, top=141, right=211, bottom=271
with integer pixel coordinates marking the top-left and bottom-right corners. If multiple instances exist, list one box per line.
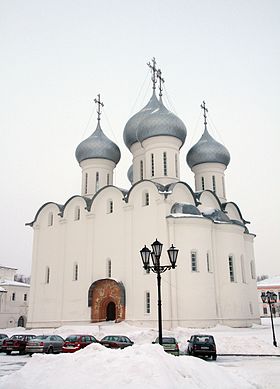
left=0, top=318, right=279, bottom=389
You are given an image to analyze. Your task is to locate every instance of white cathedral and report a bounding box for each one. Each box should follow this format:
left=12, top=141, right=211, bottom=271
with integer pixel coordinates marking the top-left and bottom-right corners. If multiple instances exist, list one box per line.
left=27, top=61, right=260, bottom=329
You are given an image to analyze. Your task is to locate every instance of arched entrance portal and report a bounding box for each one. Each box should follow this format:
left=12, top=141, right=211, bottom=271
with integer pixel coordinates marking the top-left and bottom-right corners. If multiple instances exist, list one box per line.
left=88, top=279, right=125, bottom=323
left=106, top=302, right=116, bottom=321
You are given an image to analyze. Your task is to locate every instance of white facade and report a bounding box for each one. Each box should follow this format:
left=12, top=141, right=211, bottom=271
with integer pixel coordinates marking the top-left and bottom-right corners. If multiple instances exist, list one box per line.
left=27, top=75, right=260, bottom=329
left=0, top=266, right=30, bottom=328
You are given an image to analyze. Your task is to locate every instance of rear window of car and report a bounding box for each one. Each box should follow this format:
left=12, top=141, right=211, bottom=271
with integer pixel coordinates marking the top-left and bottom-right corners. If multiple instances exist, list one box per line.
left=65, top=336, right=80, bottom=342
left=11, top=335, right=24, bottom=340
left=194, top=336, right=214, bottom=343
left=162, top=338, right=176, bottom=344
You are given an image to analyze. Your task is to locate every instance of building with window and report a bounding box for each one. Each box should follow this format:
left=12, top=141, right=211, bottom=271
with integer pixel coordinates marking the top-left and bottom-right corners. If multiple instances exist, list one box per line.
left=26, top=63, right=260, bottom=329
left=0, top=266, right=30, bottom=328
left=257, top=276, right=280, bottom=317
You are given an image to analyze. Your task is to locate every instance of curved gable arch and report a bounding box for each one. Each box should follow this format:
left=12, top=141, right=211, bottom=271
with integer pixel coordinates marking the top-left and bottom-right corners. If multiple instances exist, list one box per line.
left=126, top=179, right=164, bottom=205
left=61, top=195, right=90, bottom=219
left=167, top=181, right=197, bottom=205
left=223, top=202, right=249, bottom=224
left=197, top=190, right=222, bottom=212
left=26, top=202, right=64, bottom=227
left=89, top=185, right=126, bottom=213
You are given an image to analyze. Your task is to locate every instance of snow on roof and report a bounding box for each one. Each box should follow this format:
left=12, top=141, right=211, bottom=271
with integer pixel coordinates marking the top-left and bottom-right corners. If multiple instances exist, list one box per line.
left=0, top=279, right=30, bottom=287
left=257, top=276, right=280, bottom=287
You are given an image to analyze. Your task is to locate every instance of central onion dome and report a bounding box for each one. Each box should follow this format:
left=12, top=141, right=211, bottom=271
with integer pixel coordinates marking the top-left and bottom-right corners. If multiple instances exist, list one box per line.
left=137, top=99, right=187, bottom=146
left=187, top=127, right=230, bottom=169
left=75, top=122, right=121, bottom=165
left=123, top=92, right=160, bottom=150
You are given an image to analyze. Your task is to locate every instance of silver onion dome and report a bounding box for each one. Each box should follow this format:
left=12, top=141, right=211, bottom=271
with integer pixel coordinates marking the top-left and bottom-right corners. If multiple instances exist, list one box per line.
left=123, top=92, right=160, bottom=150
left=75, top=122, right=121, bottom=165
left=187, top=128, right=230, bottom=169
left=137, top=99, right=187, bottom=146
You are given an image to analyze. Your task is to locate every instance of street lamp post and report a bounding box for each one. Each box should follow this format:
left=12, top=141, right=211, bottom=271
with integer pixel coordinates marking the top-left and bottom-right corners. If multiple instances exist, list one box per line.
left=140, top=239, right=179, bottom=346
left=261, top=291, right=278, bottom=347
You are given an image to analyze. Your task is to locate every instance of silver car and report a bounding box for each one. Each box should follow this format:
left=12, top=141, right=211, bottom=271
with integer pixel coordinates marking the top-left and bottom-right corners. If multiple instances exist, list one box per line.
left=26, top=335, right=64, bottom=354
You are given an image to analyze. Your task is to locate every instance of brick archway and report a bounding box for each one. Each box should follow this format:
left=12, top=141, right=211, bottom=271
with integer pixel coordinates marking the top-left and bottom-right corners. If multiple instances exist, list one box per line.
left=88, top=279, right=125, bottom=323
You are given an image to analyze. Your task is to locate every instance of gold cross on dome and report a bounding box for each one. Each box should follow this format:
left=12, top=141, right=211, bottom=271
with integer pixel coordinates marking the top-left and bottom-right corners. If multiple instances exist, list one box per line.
left=157, top=69, right=165, bottom=97
left=94, top=94, right=104, bottom=121
left=147, top=57, right=158, bottom=90
left=200, top=100, right=208, bottom=129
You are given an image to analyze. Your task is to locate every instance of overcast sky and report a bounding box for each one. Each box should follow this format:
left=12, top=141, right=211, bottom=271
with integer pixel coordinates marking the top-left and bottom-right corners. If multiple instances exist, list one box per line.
left=0, top=0, right=279, bottom=277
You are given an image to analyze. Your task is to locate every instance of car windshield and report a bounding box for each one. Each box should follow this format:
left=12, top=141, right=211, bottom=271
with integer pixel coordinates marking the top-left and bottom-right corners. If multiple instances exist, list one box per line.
left=194, top=336, right=214, bottom=343
left=11, top=335, right=24, bottom=340
left=65, top=336, right=80, bottom=342
left=102, top=336, right=120, bottom=342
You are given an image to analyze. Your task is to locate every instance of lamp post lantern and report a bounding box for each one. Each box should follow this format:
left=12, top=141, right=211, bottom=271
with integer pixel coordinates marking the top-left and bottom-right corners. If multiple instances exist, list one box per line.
left=261, top=291, right=278, bottom=347
left=140, top=239, right=179, bottom=345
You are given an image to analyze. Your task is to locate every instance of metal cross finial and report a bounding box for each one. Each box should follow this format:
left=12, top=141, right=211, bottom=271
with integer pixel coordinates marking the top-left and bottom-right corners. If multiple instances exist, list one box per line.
left=147, top=57, right=158, bottom=90
left=94, top=94, right=104, bottom=122
left=157, top=69, right=165, bottom=98
left=201, top=100, right=208, bottom=130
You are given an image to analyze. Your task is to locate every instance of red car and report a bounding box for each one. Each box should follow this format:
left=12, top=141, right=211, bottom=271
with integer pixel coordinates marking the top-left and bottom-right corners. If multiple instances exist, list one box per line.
left=2, top=334, right=37, bottom=355
left=62, top=335, right=98, bottom=353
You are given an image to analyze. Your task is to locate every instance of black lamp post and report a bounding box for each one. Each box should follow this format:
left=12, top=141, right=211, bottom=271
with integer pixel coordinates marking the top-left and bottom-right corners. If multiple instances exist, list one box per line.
left=140, top=239, right=179, bottom=346
left=261, top=291, right=278, bottom=347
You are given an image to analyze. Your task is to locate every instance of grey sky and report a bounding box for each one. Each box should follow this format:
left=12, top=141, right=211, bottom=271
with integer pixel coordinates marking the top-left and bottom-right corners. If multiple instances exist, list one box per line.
left=0, top=0, right=279, bottom=276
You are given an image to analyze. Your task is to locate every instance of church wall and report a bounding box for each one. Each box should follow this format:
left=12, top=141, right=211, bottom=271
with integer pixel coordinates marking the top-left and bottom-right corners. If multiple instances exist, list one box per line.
left=193, top=163, right=227, bottom=202
left=167, top=217, right=218, bottom=327
left=27, top=205, right=66, bottom=327
left=213, top=224, right=260, bottom=327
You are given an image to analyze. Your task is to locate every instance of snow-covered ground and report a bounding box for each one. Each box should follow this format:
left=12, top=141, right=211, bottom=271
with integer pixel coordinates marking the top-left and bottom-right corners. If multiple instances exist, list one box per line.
left=0, top=318, right=279, bottom=389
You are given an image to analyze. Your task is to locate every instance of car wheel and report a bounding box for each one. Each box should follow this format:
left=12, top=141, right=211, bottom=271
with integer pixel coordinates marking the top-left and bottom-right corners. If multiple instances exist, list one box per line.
left=212, top=354, right=217, bottom=360
left=19, top=350, right=25, bottom=355
left=6, top=351, right=11, bottom=355
left=47, top=347, right=53, bottom=354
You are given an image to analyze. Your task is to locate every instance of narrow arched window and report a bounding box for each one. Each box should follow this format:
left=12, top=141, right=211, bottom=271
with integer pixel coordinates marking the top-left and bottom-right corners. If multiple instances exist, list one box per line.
left=163, top=152, right=167, bottom=176
left=107, top=259, right=112, bottom=278
left=96, top=172, right=99, bottom=192
left=206, top=252, right=212, bottom=272
left=241, top=255, right=246, bottom=283
left=74, top=206, right=80, bottom=221
left=175, top=154, right=178, bottom=178
left=151, top=154, right=154, bottom=177
left=46, top=266, right=50, bottom=284
left=191, top=251, right=198, bottom=272
left=107, top=173, right=110, bottom=186
left=48, top=212, right=53, bottom=227
left=73, top=263, right=78, bottom=281
left=212, top=175, right=216, bottom=193
left=222, top=176, right=225, bottom=197
left=228, top=255, right=235, bottom=282
left=145, top=291, right=151, bottom=314
left=250, top=260, right=256, bottom=279
left=140, top=160, right=144, bottom=180
left=85, top=173, right=88, bottom=194
left=143, top=191, right=149, bottom=206
left=201, top=177, right=205, bottom=190
left=107, top=200, right=113, bottom=214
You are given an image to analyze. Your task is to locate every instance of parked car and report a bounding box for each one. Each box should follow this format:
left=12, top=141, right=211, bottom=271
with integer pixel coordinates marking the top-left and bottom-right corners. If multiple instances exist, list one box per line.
left=153, top=337, right=179, bottom=356
left=2, top=334, right=37, bottom=355
left=62, top=335, right=98, bottom=353
left=0, top=334, right=8, bottom=352
left=186, top=335, right=217, bottom=360
left=26, top=335, right=65, bottom=355
left=100, top=335, right=134, bottom=349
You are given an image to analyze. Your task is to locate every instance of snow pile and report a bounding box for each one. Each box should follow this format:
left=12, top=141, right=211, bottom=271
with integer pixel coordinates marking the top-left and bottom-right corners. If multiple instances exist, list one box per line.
left=0, top=343, right=255, bottom=389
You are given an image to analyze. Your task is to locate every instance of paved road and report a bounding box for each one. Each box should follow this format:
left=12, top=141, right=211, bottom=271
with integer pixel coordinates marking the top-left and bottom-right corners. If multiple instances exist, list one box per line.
left=0, top=352, right=29, bottom=377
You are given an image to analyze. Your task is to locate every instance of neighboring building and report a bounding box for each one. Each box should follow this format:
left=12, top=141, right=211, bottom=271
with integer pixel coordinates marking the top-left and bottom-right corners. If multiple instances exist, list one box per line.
left=0, top=266, right=30, bottom=328
left=26, top=62, right=260, bottom=329
left=257, top=276, right=280, bottom=317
